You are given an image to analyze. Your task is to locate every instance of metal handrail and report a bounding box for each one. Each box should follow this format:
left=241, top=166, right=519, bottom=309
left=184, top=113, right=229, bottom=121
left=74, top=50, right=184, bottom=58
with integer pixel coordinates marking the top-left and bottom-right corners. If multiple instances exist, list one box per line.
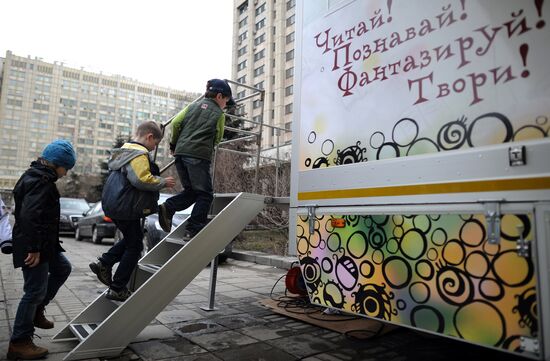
left=223, top=126, right=260, bottom=137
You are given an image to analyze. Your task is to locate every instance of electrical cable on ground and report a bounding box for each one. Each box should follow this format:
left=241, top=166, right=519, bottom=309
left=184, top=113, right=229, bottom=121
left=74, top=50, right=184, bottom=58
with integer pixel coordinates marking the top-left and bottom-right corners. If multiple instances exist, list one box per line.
left=266, top=264, right=392, bottom=340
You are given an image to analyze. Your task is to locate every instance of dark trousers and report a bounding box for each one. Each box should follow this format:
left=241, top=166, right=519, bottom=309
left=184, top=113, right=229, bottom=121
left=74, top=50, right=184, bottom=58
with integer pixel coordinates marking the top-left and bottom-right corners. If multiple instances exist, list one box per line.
left=99, top=219, right=143, bottom=291
left=12, top=252, right=72, bottom=341
left=164, top=155, right=214, bottom=234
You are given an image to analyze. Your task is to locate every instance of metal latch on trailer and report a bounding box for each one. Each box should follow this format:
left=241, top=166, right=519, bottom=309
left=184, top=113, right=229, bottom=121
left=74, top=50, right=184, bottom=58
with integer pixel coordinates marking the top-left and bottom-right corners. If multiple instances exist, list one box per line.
left=483, top=202, right=501, bottom=245
left=509, top=145, right=526, bottom=166
left=483, top=201, right=531, bottom=258
left=520, top=336, right=539, bottom=354
left=306, top=205, right=317, bottom=234
left=516, top=224, right=530, bottom=258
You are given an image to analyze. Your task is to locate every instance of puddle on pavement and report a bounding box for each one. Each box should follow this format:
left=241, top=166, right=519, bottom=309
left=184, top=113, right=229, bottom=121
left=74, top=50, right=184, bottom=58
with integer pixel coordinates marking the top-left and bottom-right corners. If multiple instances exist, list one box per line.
left=178, top=322, right=218, bottom=334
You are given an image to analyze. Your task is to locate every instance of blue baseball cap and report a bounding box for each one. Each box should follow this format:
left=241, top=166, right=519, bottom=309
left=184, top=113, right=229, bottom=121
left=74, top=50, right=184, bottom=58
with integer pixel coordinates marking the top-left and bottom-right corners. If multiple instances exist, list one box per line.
left=41, top=139, right=77, bottom=170
left=206, top=79, right=233, bottom=99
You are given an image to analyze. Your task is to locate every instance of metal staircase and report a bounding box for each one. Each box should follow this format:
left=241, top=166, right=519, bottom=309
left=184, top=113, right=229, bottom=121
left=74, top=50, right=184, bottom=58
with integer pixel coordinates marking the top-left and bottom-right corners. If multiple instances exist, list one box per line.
left=52, top=192, right=267, bottom=360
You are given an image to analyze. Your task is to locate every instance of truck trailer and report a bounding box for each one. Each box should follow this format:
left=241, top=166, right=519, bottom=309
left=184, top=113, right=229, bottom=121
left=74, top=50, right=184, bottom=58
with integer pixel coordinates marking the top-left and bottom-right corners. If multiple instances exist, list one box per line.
left=290, top=1, right=550, bottom=359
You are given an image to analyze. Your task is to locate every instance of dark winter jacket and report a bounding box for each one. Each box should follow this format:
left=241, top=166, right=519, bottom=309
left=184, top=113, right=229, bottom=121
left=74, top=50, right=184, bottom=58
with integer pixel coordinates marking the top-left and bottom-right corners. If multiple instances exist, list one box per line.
left=170, top=98, right=225, bottom=160
left=102, top=142, right=165, bottom=220
left=11, top=161, right=65, bottom=268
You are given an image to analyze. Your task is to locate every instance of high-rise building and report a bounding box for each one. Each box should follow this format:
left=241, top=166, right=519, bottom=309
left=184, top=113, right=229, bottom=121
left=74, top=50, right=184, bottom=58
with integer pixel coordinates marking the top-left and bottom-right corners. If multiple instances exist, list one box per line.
left=231, top=0, right=295, bottom=158
left=0, top=51, right=199, bottom=190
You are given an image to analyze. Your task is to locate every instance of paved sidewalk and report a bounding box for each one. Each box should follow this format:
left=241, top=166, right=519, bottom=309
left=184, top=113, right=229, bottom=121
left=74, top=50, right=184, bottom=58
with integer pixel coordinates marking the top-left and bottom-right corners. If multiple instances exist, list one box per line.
left=0, top=237, right=526, bottom=361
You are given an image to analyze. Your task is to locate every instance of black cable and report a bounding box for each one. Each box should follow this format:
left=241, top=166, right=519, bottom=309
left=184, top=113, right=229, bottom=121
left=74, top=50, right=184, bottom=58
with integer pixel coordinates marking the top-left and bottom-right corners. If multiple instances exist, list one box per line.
left=306, top=311, right=360, bottom=322
left=269, top=273, right=287, bottom=301
left=266, top=267, right=393, bottom=341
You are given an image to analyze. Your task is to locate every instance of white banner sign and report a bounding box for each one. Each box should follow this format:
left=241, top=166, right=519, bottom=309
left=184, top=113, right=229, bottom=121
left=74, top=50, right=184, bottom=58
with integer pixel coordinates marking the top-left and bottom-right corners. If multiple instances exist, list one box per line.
left=299, top=0, right=550, bottom=170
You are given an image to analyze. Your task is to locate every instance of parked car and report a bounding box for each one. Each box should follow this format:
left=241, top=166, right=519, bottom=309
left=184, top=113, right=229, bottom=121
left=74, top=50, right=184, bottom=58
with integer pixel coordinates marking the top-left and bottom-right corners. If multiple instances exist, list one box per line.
left=59, top=197, right=90, bottom=234
left=115, top=193, right=232, bottom=262
left=75, top=201, right=117, bottom=244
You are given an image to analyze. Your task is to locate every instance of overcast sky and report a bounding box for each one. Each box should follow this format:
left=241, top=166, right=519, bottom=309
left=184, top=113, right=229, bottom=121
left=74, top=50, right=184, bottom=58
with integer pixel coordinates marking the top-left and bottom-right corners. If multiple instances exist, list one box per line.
left=0, top=0, right=234, bottom=93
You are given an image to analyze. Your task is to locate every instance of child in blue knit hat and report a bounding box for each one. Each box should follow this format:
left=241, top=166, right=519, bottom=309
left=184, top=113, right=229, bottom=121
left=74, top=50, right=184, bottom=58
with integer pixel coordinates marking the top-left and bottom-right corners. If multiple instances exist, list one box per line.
left=7, top=139, right=76, bottom=360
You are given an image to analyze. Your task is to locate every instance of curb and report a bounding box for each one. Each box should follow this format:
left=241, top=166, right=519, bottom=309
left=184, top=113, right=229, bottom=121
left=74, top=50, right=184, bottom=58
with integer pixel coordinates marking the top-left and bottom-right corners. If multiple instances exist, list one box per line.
left=230, top=249, right=298, bottom=270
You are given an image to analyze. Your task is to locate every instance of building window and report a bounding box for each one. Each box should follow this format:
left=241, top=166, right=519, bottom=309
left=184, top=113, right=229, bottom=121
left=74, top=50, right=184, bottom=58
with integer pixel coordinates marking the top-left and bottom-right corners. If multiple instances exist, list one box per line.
left=238, top=1, right=248, bottom=14
left=253, top=115, right=263, bottom=123
left=286, top=32, right=295, bottom=44
left=253, top=49, right=265, bottom=61
left=285, top=85, right=293, bottom=96
left=254, top=81, right=264, bottom=90
left=255, top=3, right=266, bottom=15
left=238, top=60, right=247, bottom=71
left=255, top=18, right=266, bottom=31
left=286, top=0, right=296, bottom=10
left=237, top=75, right=247, bottom=84
left=239, top=17, right=248, bottom=28
left=238, top=46, right=247, bottom=57
left=238, top=31, right=248, bottom=44
left=7, top=98, right=23, bottom=107
left=286, top=14, right=295, bottom=27
left=236, top=90, right=246, bottom=99
left=286, top=49, right=294, bottom=61
left=254, top=65, right=265, bottom=77
left=286, top=67, right=294, bottom=79
left=254, top=33, right=266, bottom=45
left=285, top=103, right=293, bottom=114
left=253, top=99, right=262, bottom=109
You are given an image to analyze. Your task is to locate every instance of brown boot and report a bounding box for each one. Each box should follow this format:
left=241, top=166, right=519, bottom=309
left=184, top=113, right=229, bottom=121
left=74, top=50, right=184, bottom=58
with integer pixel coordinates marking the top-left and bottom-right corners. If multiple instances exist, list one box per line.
left=6, top=338, right=48, bottom=360
left=33, top=306, right=54, bottom=329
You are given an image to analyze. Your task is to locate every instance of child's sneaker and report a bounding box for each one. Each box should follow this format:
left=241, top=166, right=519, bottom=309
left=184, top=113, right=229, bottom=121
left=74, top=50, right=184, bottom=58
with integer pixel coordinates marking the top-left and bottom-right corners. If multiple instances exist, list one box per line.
left=89, top=260, right=112, bottom=286
left=106, top=287, right=132, bottom=302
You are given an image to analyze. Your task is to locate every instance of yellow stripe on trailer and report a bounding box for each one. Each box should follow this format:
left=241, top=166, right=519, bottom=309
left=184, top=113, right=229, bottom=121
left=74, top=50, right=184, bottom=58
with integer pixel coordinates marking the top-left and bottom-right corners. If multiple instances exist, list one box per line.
left=298, top=176, right=550, bottom=201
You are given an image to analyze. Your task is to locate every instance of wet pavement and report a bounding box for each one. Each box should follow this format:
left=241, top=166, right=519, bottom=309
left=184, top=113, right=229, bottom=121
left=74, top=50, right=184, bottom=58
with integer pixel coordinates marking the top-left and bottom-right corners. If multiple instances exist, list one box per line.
left=0, top=236, right=529, bottom=361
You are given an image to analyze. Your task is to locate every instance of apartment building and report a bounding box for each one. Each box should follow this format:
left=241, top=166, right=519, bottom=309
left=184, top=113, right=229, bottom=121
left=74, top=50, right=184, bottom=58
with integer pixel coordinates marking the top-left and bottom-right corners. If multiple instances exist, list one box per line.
left=231, top=0, right=295, bottom=158
left=0, top=50, right=198, bottom=190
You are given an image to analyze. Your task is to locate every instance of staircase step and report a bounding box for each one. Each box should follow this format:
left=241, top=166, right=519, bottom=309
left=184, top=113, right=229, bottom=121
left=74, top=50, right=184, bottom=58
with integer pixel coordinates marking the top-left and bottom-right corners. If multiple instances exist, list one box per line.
left=53, top=193, right=267, bottom=361
left=69, top=323, right=98, bottom=341
left=138, top=263, right=162, bottom=274
left=165, top=237, right=187, bottom=245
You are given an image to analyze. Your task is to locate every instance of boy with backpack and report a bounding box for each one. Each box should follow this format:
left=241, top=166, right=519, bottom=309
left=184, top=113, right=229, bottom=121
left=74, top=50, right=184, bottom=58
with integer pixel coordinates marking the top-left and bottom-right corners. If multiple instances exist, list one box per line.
left=89, top=121, right=175, bottom=301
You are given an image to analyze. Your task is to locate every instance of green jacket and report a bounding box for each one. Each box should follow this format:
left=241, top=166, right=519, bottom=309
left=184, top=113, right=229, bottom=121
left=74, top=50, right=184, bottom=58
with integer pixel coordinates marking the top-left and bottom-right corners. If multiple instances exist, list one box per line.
left=170, top=98, right=225, bottom=160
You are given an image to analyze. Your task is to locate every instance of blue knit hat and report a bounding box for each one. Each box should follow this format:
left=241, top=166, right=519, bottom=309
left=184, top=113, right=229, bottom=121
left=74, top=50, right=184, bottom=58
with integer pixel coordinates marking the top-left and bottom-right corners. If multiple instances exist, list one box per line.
left=41, top=140, right=77, bottom=170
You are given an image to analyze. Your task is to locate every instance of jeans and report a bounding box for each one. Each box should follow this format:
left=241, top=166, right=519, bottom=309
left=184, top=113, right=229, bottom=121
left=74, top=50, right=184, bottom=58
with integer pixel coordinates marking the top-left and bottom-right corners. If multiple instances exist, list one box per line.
left=99, top=219, right=143, bottom=291
left=164, top=156, right=214, bottom=234
left=11, top=252, right=72, bottom=341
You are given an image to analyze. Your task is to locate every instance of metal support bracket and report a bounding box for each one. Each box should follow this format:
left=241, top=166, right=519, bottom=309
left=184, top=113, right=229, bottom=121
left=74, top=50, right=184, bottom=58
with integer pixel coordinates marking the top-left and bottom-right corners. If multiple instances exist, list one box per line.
left=520, top=336, right=539, bottom=354
left=307, top=205, right=317, bottom=235
left=516, top=225, right=531, bottom=258
left=484, top=202, right=501, bottom=245
left=200, top=255, right=219, bottom=312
